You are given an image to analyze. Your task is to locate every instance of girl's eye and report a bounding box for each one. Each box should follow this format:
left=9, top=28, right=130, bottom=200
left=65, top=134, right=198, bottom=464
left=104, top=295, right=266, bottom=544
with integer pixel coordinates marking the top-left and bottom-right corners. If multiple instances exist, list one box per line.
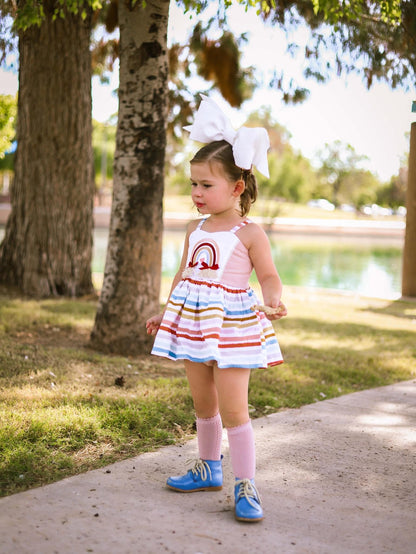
left=190, top=182, right=211, bottom=189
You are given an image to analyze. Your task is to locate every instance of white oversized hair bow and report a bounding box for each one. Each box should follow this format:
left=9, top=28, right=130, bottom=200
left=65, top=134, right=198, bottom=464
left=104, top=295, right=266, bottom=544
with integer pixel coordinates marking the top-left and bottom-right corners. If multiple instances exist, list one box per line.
left=184, top=95, right=270, bottom=178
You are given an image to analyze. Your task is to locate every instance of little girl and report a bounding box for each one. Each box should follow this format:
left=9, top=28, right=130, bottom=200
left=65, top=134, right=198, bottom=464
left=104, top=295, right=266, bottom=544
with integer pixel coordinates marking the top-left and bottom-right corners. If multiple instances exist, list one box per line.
left=146, top=96, right=286, bottom=523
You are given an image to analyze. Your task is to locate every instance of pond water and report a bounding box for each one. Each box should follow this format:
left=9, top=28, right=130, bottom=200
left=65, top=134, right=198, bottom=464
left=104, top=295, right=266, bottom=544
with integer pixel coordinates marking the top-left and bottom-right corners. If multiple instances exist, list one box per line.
left=0, top=226, right=402, bottom=299
left=93, top=228, right=403, bottom=300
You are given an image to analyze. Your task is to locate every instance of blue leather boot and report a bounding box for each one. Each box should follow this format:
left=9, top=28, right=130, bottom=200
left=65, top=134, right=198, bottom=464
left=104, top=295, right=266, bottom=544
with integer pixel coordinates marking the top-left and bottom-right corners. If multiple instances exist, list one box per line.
left=167, top=458, right=223, bottom=492
left=234, top=479, right=264, bottom=522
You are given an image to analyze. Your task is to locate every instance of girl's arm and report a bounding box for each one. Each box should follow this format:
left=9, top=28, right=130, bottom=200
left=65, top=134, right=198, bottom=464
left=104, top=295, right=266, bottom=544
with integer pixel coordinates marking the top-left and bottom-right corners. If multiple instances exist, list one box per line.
left=146, top=220, right=198, bottom=335
left=241, top=223, right=287, bottom=321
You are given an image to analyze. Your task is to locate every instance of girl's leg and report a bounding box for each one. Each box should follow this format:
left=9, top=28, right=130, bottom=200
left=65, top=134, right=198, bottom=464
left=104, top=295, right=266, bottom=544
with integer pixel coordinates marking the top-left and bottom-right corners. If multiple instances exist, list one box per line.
left=185, top=360, right=223, bottom=461
left=214, top=365, right=263, bottom=522
left=185, top=360, right=218, bottom=418
left=166, top=361, right=223, bottom=492
left=213, top=366, right=254, bottom=477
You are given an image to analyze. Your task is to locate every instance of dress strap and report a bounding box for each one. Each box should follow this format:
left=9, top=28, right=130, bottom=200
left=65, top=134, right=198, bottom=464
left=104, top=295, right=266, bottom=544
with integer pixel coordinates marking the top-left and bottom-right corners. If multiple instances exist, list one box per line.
left=230, top=219, right=251, bottom=234
left=196, top=218, right=207, bottom=230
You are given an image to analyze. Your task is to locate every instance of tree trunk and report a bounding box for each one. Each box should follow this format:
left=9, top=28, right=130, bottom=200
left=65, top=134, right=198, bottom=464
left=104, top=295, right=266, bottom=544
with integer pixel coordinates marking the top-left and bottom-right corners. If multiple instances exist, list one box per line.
left=90, top=0, right=170, bottom=354
left=402, top=122, right=416, bottom=297
left=0, top=5, right=94, bottom=297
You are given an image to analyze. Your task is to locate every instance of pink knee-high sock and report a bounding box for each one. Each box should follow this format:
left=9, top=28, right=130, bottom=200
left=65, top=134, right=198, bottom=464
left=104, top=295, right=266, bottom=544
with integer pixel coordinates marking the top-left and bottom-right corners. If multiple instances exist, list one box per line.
left=227, top=420, right=256, bottom=480
left=196, top=413, right=223, bottom=461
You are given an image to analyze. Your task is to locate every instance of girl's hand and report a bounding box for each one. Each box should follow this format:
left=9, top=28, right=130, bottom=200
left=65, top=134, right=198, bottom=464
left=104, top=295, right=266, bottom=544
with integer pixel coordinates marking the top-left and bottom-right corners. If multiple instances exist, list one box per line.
left=273, top=301, right=287, bottom=320
left=146, top=313, right=163, bottom=336
left=265, top=300, right=288, bottom=321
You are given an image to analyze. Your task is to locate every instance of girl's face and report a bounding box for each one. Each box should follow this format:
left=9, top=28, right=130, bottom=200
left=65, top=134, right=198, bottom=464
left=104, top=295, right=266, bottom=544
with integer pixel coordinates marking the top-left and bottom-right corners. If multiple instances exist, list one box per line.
left=190, top=161, right=242, bottom=216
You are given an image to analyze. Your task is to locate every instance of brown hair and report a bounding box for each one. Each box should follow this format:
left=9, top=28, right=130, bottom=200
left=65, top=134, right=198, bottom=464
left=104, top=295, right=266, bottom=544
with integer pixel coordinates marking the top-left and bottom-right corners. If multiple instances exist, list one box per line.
left=190, top=140, right=257, bottom=217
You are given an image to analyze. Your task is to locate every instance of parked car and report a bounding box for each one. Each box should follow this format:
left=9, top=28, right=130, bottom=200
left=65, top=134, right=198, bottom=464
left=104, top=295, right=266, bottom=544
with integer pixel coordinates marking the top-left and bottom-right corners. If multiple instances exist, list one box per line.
left=307, top=199, right=335, bottom=211
left=362, top=204, right=393, bottom=216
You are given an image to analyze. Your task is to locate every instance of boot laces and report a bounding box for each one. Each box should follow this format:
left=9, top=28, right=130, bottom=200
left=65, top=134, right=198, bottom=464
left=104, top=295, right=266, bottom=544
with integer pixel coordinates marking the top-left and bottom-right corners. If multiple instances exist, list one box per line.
left=187, top=458, right=211, bottom=482
left=235, top=479, right=262, bottom=509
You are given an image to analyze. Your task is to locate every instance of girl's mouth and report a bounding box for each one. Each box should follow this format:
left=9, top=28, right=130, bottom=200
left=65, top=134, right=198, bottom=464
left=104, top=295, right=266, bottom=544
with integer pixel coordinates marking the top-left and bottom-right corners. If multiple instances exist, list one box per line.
left=195, top=202, right=205, bottom=209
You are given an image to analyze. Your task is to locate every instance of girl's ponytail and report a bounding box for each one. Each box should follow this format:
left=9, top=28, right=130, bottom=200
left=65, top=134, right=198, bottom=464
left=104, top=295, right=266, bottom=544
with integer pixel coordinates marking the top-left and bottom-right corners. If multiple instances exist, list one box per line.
left=239, top=170, right=257, bottom=217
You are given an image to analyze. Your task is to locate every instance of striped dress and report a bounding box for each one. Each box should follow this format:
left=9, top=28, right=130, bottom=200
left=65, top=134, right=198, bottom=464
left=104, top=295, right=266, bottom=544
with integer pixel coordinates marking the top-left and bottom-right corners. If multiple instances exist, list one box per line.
left=151, top=219, right=283, bottom=369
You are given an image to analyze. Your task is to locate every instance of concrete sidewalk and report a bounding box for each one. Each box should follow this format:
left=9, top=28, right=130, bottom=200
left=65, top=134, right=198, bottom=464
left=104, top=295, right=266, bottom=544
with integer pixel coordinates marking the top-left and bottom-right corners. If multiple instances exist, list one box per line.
left=1, top=381, right=415, bottom=554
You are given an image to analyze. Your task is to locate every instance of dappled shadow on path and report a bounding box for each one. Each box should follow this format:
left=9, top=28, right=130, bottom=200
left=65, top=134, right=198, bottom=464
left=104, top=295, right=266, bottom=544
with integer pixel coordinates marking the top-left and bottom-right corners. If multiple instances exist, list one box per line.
left=255, top=381, right=416, bottom=553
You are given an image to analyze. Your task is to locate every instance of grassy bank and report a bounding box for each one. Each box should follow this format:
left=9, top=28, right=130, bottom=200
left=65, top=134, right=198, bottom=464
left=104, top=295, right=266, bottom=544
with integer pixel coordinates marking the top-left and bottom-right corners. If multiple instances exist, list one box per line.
left=1, top=287, right=415, bottom=497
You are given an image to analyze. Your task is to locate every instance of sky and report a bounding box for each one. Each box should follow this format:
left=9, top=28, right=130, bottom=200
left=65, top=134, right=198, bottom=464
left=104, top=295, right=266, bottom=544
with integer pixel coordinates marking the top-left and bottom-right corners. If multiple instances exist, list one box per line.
left=1, top=2, right=414, bottom=182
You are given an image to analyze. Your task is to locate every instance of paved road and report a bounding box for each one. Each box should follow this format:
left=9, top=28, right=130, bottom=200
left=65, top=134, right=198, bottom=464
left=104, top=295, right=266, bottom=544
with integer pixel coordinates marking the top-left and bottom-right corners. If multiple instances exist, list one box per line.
left=1, top=380, right=415, bottom=554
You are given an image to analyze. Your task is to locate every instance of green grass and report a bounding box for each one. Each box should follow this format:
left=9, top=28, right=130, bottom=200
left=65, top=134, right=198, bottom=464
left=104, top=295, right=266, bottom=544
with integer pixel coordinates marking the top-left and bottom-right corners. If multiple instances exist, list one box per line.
left=0, top=287, right=415, bottom=497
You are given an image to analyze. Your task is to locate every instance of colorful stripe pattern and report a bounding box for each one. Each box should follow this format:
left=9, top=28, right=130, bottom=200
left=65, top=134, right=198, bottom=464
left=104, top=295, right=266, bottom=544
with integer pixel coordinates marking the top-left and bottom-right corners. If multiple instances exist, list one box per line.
left=152, top=278, right=283, bottom=369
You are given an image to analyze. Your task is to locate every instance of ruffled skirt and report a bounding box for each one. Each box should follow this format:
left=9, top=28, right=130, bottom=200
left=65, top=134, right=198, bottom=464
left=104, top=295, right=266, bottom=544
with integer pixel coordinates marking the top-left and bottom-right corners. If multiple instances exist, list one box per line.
left=151, top=278, right=283, bottom=369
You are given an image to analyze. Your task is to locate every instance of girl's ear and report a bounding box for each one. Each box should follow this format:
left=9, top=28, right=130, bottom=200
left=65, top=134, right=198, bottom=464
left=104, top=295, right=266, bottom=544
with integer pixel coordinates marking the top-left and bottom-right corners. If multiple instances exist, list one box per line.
left=232, top=179, right=245, bottom=197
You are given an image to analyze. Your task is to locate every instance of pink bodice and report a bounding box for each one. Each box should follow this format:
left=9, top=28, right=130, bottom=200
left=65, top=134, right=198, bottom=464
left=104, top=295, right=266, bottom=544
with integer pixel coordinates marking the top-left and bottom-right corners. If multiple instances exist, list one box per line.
left=182, top=219, right=253, bottom=288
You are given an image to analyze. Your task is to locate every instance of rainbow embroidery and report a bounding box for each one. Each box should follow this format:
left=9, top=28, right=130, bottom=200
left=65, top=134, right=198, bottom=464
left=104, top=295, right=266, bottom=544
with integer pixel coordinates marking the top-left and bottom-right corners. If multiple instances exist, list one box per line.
left=188, top=240, right=219, bottom=270
left=182, top=240, right=220, bottom=279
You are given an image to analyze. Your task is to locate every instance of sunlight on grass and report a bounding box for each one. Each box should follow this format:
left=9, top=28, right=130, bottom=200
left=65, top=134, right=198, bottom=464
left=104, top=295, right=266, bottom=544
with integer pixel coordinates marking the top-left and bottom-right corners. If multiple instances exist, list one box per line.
left=0, top=287, right=415, bottom=497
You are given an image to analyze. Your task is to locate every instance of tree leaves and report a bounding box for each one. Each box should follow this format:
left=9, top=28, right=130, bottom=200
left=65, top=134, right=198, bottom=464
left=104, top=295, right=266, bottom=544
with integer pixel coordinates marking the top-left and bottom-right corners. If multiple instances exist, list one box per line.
left=0, top=94, right=16, bottom=159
